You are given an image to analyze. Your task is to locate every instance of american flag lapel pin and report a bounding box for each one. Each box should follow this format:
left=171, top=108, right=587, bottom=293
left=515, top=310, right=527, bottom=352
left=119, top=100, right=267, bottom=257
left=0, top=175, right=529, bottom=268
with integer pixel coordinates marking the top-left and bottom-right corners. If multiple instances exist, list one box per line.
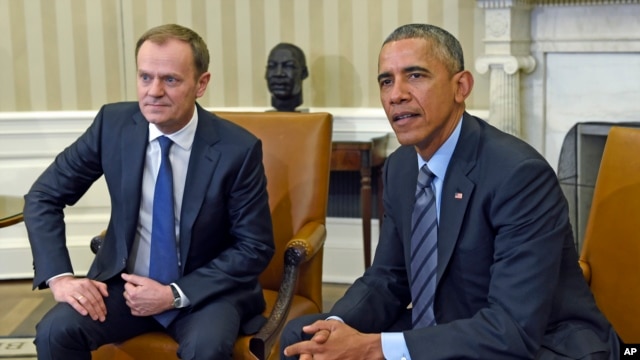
left=454, top=192, right=463, bottom=200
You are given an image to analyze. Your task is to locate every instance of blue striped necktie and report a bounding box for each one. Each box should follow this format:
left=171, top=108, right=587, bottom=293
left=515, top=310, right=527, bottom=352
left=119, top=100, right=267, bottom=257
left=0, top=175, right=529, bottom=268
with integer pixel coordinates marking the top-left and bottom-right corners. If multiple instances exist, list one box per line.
left=410, top=164, right=438, bottom=328
left=149, top=135, right=180, bottom=327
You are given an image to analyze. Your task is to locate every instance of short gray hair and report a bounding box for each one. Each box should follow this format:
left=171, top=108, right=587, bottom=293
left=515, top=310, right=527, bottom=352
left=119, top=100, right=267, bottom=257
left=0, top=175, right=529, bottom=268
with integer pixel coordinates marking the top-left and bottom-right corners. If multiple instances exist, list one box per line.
left=383, top=23, right=464, bottom=75
left=136, top=24, right=210, bottom=78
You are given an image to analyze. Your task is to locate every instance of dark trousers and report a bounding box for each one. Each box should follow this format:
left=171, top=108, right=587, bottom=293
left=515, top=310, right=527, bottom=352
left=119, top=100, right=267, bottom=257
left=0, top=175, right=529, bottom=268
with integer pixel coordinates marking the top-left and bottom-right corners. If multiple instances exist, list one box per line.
left=34, top=277, right=242, bottom=360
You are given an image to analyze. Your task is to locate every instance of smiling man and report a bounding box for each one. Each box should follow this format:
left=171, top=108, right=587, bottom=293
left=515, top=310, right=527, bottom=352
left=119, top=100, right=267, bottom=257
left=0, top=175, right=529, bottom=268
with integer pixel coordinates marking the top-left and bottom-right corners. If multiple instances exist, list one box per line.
left=280, top=23, right=619, bottom=360
left=265, top=42, right=308, bottom=112
left=24, top=24, right=274, bottom=359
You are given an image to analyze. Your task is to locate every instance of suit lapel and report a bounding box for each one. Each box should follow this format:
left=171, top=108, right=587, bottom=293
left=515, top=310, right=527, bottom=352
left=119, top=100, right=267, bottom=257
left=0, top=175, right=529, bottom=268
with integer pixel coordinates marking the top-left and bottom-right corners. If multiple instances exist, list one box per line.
left=178, top=105, right=222, bottom=270
left=400, top=149, right=419, bottom=248
left=438, top=164, right=474, bottom=280
left=121, top=111, right=149, bottom=252
left=385, top=146, right=421, bottom=273
left=437, top=113, right=479, bottom=283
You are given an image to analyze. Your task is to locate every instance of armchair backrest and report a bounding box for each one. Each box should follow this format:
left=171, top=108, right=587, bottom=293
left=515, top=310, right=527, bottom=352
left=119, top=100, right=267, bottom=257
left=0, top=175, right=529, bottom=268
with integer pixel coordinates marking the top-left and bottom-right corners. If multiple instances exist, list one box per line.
left=579, top=126, right=640, bottom=343
left=215, top=111, right=333, bottom=311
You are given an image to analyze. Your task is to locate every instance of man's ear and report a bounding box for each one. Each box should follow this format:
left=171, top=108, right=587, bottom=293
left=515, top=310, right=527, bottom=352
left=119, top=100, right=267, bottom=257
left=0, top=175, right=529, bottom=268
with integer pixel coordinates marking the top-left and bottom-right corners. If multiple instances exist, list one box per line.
left=454, top=70, right=474, bottom=103
left=301, top=67, right=309, bottom=80
left=196, top=72, right=211, bottom=98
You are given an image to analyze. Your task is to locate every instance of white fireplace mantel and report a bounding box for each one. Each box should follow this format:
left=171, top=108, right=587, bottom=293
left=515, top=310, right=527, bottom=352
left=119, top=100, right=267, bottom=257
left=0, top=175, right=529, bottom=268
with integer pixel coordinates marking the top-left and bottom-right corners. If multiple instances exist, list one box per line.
left=476, top=0, right=640, bottom=169
left=478, top=0, right=640, bottom=7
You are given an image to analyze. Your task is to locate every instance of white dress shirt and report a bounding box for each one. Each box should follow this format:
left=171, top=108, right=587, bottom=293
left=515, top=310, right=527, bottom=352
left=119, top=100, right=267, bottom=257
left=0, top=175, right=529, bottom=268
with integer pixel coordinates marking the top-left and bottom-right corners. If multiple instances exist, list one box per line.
left=127, top=106, right=198, bottom=306
left=380, top=117, right=461, bottom=360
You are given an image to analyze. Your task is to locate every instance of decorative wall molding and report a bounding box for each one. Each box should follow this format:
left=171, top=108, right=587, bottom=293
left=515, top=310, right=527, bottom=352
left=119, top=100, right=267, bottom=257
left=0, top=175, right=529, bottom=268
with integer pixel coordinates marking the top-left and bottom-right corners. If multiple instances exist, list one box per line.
left=485, top=11, right=511, bottom=37
left=477, top=0, right=640, bottom=7
left=533, top=0, right=640, bottom=6
left=476, top=0, right=535, bottom=137
left=476, top=55, right=536, bottom=75
left=477, top=0, right=533, bottom=9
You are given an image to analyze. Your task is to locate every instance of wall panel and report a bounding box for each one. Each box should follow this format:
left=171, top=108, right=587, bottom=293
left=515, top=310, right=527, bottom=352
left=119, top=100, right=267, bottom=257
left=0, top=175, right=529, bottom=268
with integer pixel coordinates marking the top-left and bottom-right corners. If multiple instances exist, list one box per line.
left=0, top=0, right=487, bottom=112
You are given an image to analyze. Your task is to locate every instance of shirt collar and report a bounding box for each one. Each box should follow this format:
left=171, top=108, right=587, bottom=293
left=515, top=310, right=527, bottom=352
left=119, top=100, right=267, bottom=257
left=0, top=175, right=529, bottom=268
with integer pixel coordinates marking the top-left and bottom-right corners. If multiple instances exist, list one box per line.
left=148, top=105, right=198, bottom=150
left=417, top=115, right=463, bottom=181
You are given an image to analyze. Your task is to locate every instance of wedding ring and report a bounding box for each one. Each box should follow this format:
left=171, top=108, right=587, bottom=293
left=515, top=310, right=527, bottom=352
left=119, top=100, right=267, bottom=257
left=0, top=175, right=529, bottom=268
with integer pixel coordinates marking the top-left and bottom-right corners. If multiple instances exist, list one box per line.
left=76, top=295, right=84, bottom=301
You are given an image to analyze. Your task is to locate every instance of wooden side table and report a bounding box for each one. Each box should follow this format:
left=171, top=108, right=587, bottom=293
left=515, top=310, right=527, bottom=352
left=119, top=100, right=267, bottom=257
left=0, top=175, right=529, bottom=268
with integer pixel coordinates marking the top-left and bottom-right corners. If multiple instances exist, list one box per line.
left=331, top=132, right=389, bottom=268
left=0, top=195, right=24, bottom=228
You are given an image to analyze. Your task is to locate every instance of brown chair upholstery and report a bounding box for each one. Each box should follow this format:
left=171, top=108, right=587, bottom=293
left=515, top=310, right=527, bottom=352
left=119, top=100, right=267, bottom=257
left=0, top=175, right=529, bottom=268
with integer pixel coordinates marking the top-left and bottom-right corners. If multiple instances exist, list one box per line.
left=578, top=126, right=640, bottom=344
left=91, top=111, right=333, bottom=360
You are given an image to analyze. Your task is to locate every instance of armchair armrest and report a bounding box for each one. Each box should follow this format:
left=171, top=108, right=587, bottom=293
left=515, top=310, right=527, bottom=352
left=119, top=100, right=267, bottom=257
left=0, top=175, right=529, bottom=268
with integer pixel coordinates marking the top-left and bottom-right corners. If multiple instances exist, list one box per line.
left=249, top=221, right=326, bottom=360
left=284, top=221, right=326, bottom=261
left=579, top=259, right=591, bottom=285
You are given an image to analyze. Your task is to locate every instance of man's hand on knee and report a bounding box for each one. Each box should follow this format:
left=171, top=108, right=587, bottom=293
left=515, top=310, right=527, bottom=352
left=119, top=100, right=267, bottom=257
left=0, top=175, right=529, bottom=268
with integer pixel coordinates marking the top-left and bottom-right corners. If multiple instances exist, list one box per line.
left=49, top=275, right=109, bottom=322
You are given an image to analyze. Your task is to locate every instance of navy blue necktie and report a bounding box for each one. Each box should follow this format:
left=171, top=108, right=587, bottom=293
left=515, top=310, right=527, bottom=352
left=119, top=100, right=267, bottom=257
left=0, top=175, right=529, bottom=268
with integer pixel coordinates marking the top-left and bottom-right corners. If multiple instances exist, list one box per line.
left=410, top=164, right=438, bottom=328
left=149, top=136, right=180, bottom=327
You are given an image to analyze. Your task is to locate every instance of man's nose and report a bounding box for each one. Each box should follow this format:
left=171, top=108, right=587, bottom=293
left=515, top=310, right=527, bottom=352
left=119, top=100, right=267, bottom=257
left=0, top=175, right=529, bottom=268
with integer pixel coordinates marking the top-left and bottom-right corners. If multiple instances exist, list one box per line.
left=148, top=78, right=164, bottom=96
left=389, top=80, right=410, bottom=104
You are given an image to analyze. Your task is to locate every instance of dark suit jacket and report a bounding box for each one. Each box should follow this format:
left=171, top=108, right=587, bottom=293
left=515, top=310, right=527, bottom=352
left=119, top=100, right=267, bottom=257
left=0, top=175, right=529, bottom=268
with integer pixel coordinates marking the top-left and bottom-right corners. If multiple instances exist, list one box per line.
left=331, top=113, right=617, bottom=359
left=24, top=102, right=275, bottom=326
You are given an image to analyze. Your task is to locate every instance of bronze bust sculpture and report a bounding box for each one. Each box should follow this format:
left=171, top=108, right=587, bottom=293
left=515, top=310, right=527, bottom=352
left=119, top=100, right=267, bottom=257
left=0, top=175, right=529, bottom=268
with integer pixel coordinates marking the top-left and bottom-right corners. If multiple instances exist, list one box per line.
left=265, top=43, right=308, bottom=112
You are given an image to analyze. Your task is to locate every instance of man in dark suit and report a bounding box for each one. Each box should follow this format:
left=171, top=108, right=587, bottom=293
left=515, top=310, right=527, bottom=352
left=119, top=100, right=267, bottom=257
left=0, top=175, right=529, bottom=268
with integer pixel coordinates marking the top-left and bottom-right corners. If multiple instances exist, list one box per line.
left=281, top=23, right=619, bottom=359
left=23, top=24, right=274, bottom=359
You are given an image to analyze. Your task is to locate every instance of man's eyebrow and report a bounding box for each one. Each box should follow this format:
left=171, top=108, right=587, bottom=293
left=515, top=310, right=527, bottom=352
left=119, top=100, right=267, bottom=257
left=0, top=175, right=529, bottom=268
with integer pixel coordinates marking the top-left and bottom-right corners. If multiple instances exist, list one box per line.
left=377, top=66, right=430, bottom=82
left=377, top=71, right=391, bottom=83
left=136, top=70, right=181, bottom=79
left=404, top=65, right=429, bottom=74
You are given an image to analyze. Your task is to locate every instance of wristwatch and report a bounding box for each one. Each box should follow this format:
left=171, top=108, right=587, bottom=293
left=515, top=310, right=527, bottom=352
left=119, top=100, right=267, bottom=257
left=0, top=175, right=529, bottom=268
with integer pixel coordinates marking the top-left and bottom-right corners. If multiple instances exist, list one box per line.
left=170, top=284, right=182, bottom=308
